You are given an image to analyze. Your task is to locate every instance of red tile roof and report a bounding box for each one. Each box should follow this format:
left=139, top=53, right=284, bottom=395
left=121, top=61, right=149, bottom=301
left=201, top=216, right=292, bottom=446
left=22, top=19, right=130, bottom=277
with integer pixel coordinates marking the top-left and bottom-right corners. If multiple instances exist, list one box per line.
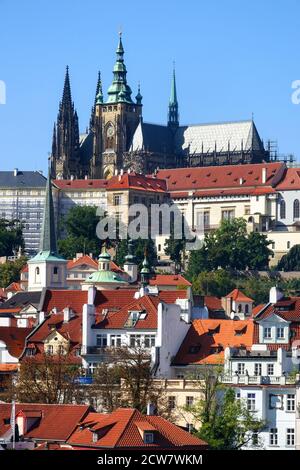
left=54, top=179, right=108, bottom=190
left=275, top=167, right=300, bottom=190
left=0, top=403, right=90, bottom=441
left=67, top=408, right=207, bottom=449
left=42, top=290, right=87, bottom=314
left=5, top=282, right=23, bottom=293
left=226, top=288, right=253, bottom=303
left=157, top=162, right=284, bottom=192
left=149, top=274, right=191, bottom=287
left=0, top=326, right=32, bottom=358
left=174, top=319, right=254, bottom=365
left=254, top=297, right=300, bottom=321
left=107, top=173, right=167, bottom=192
left=67, top=255, right=98, bottom=270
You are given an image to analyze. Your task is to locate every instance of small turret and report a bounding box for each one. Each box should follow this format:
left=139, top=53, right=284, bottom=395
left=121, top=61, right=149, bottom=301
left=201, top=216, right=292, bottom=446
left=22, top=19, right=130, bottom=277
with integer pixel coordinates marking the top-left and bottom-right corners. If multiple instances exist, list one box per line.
left=168, top=65, right=179, bottom=129
left=123, top=239, right=138, bottom=283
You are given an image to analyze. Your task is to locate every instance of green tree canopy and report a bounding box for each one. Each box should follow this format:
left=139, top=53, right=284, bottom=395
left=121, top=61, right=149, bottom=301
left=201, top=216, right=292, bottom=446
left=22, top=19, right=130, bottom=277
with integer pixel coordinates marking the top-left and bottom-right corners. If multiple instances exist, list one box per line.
left=0, top=256, right=27, bottom=288
left=115, top=237, right=157, bottom=270
left=0, top=219, right=24, bottom=257
left=277, top=244, right=300, bottom=271
left=187, top=218, right=272, bottom=278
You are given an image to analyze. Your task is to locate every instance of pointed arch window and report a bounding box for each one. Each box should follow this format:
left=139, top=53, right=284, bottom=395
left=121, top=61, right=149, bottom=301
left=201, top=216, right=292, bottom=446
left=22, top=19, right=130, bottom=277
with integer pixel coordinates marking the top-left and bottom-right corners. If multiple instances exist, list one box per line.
left=280, top=200, right=286, bottom=219
left=293, top=199, right=300, bottom=220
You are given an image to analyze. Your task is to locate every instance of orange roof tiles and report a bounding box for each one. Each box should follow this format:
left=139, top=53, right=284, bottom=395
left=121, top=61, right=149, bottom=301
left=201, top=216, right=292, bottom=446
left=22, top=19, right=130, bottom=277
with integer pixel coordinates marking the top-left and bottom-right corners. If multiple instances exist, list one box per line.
left=67, top=408, right=207, bottom=449
left=174, top=319, right=254, bottom=365
left=275, top=167, right=300, bottom=190
left=0, top=403, right=90, bottom=441
left=226, top=288, right=253, bottom=303
left=54, top=179, right=108, bottom=190
left=107, top=173, right=167, bottom=192
left=0, top=326, right=32, bottom=358
left=149, top=274, right=191, bottom=287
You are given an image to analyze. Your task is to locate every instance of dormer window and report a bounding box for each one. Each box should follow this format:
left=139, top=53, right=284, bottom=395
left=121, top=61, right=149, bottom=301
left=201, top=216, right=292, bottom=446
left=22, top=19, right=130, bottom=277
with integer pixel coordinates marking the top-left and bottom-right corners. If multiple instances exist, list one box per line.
left=277, top=327, right=285, bottom=339
left=144, top=432, right=154, bottom=444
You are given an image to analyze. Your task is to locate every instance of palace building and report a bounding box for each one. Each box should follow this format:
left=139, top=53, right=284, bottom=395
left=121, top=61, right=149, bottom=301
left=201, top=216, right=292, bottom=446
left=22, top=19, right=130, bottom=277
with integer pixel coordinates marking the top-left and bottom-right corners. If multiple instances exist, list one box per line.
left=50, top=34, right=270, bottom=180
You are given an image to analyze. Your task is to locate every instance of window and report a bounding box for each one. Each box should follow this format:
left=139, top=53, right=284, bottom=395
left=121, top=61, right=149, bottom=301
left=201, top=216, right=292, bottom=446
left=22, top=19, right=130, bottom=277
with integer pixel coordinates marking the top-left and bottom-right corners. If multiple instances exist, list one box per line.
left=254, top=363, right=262, bottom=376
left=237, top=363, right=245, bottom=375
left=267, top=364, right=274, bottom=375
left=287, top=394, right=295, bottom=412
left=245, top=304, right=249, bottom=315
left=168, top=396, right=176, bottom=410
left=270, top=428, right=278, bottom=446
left=287, top=241, right=291, bottom=250
left=58, top=345, right=65, bottom=355
left=247, top=393, right=256, bottom=411
left=252, top=432, right=258, bottom=446
left=96, top=334, right=107, bottom=347
left=113, top=194, right=121, bottom=206
left=144, top=432, right=154, bottom=444
left=222, top=209, right=235, bottom=221
left=286, top=428, right=295, bottom=446
left=130, top=334, right=142, bottom=347
left=46, top=345, right=53, bottom=355
left=293, top=199, right=300, bottom=220
left=264, top=327, right=272, bottom=339
left=144, top=335, right=155, bottom=348
left=236, top=391, right=241, bottom=401
left=186, top=396, right=194, bottom=407
left=244, top=206, right=251, bottom=215
left=277, top=327, right=285, bottom=339
left=110, top=335, right=121, bottom=347
left=280, top=200, right=286, bottom=219
left=196, top=211, right=210, bottom=229
left=53, top=267, right=58, bottom=275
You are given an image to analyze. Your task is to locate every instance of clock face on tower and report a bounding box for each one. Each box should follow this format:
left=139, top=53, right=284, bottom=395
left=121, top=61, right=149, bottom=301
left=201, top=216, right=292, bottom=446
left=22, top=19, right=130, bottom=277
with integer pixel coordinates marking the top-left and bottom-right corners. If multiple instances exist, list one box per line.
left=106, top=125, right=114, bottom=137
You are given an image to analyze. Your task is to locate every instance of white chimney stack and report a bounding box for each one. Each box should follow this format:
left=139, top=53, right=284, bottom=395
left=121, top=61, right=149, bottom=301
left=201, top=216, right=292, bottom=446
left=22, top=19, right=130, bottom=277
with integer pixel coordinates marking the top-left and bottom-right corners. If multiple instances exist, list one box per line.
left=262, top=167, right=267, bottom=184
left=13, top=168, right=18, bottom=177
left=269, top=286, right=284, bottom=304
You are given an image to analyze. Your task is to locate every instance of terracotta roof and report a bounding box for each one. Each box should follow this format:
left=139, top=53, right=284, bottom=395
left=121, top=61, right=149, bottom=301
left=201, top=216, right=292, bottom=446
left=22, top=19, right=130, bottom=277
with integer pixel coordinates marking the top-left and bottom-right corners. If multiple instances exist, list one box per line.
left=67, top=255, right=98, bottom=270
left=67, top=408, right=207, bottom=449
left=5, top=282, right=23, bottom=292
left=226, top=288, right=253, bottom=303
left=95, top=295, right=160, bottom=329
left=149, top=274, right=191, bottom=287
left=174, top=319, right=254, bottom=365
left=204, top=296, right=223, bottom=311
left=0, top=326, right=32, bottom=358
left=0, top=403, right=90, bottom=441
left=0, top=364, right=18, bottom=372
left=42, top=290, right=87, bottom=314
left=254, top=297, right=300, bottom=321
left=54, top=179, right=108, bottom=190
left=107, top=173, right=167, bottom=192
left=157, top=162, right=284, bottom=192
left=275, top=167, right=300, bottom=190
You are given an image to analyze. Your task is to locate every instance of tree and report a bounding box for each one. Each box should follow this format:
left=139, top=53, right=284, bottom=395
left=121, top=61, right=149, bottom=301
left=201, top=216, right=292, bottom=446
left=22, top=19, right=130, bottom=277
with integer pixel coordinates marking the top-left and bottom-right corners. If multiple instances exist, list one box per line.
left=115, top=237, right=157, bottom=269
left=58, top=206, right=102, bottom=258
left=192, top=270, right=236, bottom=297
left=186, top=218, right=273, bottom=278
left=186, top=366, right=265, bottom=450
left=4, top=354, right=83, bottom=404
left=0, top=256, right=27, bottom=288
left=0, top=219, right=24, bottom=257
left=277, top=244, right=300, bottom=271
left=164, top=235, right=186, bottom=273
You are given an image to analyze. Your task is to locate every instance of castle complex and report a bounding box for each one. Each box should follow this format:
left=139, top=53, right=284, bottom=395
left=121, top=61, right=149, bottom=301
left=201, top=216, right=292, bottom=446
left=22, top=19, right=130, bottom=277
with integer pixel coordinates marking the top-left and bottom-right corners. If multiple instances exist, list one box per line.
left=50, top=34, right=269, bottom=180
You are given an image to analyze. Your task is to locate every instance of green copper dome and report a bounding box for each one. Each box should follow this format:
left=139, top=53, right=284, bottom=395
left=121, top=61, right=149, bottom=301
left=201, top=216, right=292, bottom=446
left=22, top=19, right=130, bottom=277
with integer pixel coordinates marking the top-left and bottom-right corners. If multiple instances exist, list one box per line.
left=106, top=34, right=133, bottom=104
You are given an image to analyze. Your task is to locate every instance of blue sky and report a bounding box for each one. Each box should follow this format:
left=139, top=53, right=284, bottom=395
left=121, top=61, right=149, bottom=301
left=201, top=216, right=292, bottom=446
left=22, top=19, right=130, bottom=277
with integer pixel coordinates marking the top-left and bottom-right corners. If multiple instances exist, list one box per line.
left=1, top=0, right=300, bottom=172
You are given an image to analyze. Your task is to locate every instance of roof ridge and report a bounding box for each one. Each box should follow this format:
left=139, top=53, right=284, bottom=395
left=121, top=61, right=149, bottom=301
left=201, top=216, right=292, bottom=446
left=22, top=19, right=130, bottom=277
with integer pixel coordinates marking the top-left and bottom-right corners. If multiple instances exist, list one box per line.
left=114, top=408, right=139, bottom=447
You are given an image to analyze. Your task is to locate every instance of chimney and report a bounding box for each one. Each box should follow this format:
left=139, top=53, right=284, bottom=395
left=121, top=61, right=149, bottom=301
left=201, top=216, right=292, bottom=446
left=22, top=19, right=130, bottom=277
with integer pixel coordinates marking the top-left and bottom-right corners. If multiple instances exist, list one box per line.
left=88, top=285, right=97, bottom=305
left=239, top=177, right=244, bottom=185
left=39, top=311, right=45, bottom=324
left=70, top=175, right=74, bottom=181
left=146, top=403, right=156, bottom=416
left=269, top=286, right=284, bottom=304
left=120, top=169, right=124, bottom=176
left=63, top=306, right=72, bottom=323
left=13, top=168, right=18, bottom=177
left=85, top=175, right=88, bottom=180
left=262, top=167, right=267, bottom=184
left=52, top=307, right=58, bottom=314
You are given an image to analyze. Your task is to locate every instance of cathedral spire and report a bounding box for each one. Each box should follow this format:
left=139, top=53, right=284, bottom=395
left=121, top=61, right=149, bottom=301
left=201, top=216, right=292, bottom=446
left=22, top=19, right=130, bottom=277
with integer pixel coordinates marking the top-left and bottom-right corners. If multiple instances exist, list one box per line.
left=40, top=162, right=57, bottom=254
left=62, top=65, right=72, bottom=108
left=106, top=33, right=133, bottom=104
left=168, top=65, right=179, bottom=129
left=51, top=123, right=57, bottom=158
left=95, top=71, right=103, bottom=105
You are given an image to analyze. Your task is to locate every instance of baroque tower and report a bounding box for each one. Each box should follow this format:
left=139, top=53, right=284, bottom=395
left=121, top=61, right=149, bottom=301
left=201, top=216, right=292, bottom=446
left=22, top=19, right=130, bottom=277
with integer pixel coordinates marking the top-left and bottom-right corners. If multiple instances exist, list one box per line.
left=51, top=66, right=80, bottom=179
left=91, top=33, right=142, bottom=178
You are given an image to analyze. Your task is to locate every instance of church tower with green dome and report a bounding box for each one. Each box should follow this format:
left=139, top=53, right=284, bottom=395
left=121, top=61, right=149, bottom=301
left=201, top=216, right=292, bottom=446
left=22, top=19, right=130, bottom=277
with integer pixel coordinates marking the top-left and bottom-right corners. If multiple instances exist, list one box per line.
left=91, top=33, right=142, bottom=179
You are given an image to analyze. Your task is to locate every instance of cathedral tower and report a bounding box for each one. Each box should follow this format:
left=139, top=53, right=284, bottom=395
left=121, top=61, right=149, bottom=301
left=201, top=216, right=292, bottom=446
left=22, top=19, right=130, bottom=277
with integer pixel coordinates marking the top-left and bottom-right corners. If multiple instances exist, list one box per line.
left=51, top=66, right=80, bottom=179
left=91, top=33, right=142, bottom=178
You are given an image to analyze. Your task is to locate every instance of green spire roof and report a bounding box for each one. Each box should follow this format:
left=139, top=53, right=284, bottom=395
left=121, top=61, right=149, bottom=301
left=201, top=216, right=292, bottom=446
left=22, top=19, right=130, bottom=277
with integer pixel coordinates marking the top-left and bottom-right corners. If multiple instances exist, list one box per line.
left=135, top=83, right=143, bottom=105
left=30, top=164, right=65, bottom=263
left=140, top=248, right=151, bottom=286
left=95, top=71, right=103, bottom=105
left=106, top=33, right=133, bottom=104
left=40, top=165, right=57, bottom=253
left=84, top=243, right=126, bottom=285
left=169, top=67, right=178, bottom=105
left=168, top=65, right=179, bottom=128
